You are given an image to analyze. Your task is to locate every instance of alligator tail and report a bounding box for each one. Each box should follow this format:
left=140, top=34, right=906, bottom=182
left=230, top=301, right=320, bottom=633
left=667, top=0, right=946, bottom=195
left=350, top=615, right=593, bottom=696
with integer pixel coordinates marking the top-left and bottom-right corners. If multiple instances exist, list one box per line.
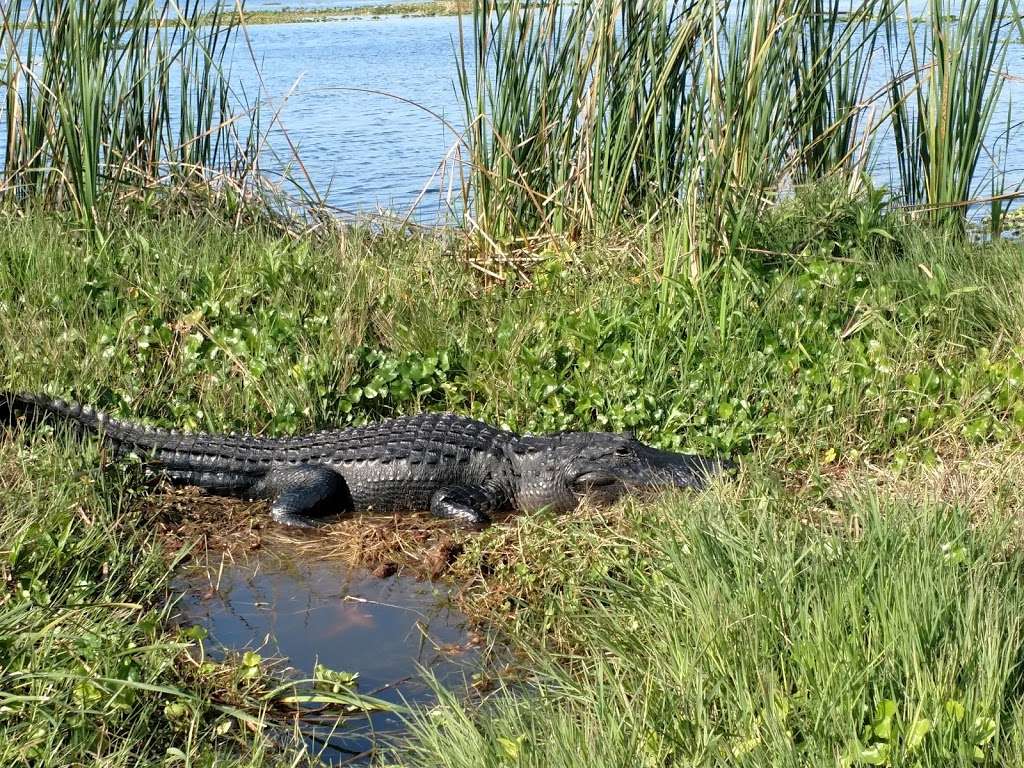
left=1, top=392, right=275, bottom=489
left=2, top=391, right=138, bottom=450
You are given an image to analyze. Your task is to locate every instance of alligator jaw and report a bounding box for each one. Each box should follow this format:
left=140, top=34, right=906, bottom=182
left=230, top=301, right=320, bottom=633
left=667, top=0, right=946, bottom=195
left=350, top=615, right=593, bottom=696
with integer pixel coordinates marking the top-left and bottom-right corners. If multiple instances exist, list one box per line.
left=626, top=443, right=732, bottom=492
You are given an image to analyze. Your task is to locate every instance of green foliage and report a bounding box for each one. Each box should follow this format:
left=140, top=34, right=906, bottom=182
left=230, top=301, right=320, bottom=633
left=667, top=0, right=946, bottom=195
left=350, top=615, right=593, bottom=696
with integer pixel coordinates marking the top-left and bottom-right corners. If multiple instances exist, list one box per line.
left=0, top=0, right=257, bottom=225
left=402, top=486, right=1024, bottom=767
left=884, top=0, right=1015, bottom=225
left=0, top=438, right=285, bottom=766
left=2, top=196, right=1023, bottom=465
left=1, top=192, right=1023, bottom=765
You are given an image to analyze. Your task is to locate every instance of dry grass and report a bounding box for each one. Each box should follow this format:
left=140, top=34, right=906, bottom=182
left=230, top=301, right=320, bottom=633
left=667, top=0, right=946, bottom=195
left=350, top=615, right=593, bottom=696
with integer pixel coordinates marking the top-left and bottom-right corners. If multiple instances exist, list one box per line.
left=150, top=487, right=473, bottom=581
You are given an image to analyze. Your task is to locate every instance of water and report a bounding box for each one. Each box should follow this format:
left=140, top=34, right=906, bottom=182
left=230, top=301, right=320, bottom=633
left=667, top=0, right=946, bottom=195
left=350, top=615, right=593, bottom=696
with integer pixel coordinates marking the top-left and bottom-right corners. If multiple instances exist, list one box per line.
left=173, top=540, right=482, bottom=763
left=237, top=15, right=467, bottom=218
left=226, top=6, right=1024, bottom=220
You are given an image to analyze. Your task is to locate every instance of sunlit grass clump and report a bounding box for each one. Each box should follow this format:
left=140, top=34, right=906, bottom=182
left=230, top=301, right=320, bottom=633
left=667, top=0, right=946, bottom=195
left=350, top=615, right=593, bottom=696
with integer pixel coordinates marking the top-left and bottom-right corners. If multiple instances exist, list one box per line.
left=403, top=480, right=1024, bottom=766
left=0, top=437, right=280, bottom=766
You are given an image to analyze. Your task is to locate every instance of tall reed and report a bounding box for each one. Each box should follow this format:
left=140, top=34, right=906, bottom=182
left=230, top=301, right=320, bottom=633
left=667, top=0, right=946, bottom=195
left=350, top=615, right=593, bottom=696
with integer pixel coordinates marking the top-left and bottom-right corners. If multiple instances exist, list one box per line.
left=456, top=0, right=706, bottom=245
left=0, top=0, right=257, bottom=223
left=787, top=0, right=889, bottom=184
left=457, top=0, right=1016, bottom=260
left=884, top=0, right=1015, bottom=225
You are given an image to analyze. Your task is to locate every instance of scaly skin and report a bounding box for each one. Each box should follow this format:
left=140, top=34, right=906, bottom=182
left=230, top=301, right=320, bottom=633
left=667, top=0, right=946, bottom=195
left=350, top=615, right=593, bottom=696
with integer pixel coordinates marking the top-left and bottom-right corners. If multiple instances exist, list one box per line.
left=2, top=392, right=729, bottom=526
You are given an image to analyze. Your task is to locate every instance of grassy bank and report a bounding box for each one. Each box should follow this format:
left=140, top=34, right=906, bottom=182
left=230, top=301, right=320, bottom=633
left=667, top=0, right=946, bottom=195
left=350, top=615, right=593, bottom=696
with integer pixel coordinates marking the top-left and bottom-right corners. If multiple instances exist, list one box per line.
left=3, top=187, right=1024, bottom=459
left=1, top=190, right=1024, bottom=762
left=3, top=0, right=1024, bottom=763
left=404, top=472, right=1024, bottom=766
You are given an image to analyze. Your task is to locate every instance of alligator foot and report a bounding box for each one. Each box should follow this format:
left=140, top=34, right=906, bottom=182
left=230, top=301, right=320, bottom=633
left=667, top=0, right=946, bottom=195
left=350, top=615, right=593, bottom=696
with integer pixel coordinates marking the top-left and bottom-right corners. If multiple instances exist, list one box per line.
left=252, top=465, right=352, bottom=527
left=429, top=486, right=496, bottom=527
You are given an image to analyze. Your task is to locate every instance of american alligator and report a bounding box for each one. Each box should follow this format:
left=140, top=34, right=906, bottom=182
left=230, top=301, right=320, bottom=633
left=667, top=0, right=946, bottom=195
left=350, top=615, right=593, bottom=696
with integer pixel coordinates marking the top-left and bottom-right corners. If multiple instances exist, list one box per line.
left=2, top=392, right=729, bottom=527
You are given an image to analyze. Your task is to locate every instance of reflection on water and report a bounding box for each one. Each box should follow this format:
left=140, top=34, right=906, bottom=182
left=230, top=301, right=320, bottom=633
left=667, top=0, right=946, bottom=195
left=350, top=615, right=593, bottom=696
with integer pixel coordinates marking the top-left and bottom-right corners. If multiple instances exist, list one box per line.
left=173, top=540, right=480, bottom=763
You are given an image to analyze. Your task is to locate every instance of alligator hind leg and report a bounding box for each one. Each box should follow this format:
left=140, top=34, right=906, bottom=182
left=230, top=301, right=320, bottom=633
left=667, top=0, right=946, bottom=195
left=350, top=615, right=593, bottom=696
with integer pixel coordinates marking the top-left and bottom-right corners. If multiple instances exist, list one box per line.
left=430, top=486, right=499, bottom=527
left=252, top=465, right=353, bottom=527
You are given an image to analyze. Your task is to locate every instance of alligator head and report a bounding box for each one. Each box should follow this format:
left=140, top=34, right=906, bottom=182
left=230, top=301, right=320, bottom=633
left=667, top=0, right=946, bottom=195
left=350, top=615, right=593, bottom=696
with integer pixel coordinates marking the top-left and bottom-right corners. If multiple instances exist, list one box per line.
left=511, top=431, right=729, bottom=513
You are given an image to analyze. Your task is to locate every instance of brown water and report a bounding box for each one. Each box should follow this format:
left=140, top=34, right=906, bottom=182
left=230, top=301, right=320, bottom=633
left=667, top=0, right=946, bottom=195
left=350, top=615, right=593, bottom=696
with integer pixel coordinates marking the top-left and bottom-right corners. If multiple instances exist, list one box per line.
left=173, top=540, right=482, bottom=763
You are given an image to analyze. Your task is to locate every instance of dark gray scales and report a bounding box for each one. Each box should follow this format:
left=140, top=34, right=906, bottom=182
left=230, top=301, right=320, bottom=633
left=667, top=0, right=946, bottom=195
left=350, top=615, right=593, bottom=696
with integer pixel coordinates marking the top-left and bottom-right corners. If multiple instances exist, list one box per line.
left=2, top=393, right=731, bottom=528
left=249, top=465, right=353, bottom=527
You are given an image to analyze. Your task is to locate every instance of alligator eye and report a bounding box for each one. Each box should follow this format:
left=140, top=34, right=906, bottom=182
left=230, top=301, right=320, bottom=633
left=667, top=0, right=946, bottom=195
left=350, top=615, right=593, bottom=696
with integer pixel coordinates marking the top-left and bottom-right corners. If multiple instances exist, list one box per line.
left=614, top=445, right=630, bottom=456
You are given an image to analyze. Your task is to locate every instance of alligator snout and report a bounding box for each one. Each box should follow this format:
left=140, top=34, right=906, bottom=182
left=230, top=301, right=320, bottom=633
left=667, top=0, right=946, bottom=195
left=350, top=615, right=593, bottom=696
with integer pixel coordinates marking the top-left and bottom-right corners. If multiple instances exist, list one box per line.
left=626, top=443, right=733, bottom=491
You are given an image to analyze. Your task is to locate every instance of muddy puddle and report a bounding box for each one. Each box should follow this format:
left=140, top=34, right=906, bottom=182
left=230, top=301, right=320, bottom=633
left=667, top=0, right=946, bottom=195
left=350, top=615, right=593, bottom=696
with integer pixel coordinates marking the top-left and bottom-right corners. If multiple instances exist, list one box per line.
left=172, top=535, right=485, bottom=763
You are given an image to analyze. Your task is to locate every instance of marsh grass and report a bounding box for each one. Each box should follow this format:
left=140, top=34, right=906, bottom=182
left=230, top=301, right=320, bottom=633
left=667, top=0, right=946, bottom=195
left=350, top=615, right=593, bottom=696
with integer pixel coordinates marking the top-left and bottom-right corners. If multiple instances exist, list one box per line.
left=456, top=0, right=895, bottom=257
left=885, top=0, right=1016, bottom=226
left=456, top=0, right=1020, bottom=260
left=0, top=0, right=258, bottom=225
left=0, top=436, right=281, bottom=766
left=1, top=191, right=1024, bottom=763
left=402, top=476, right=1024, bottom=767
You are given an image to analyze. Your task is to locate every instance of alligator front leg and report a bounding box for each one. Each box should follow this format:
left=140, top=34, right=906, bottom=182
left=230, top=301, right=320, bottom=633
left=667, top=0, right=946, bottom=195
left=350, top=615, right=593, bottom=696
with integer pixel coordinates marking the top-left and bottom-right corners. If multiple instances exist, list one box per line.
left=430, top=486, right=500, bottom=526
left=251, top=465, right=352, bottom=527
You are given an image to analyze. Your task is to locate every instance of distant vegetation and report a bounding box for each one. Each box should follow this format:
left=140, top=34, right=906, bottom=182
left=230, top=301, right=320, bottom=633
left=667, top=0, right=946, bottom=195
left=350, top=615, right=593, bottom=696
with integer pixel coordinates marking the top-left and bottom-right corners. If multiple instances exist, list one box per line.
left=209, top=1, right=462, bottom=24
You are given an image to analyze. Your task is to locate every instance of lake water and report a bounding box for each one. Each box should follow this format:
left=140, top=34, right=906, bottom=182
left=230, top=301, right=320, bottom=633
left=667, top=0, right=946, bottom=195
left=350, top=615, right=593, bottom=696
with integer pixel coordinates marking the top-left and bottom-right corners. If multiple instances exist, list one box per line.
left=238, top=14, right=467, bottom=219
left=173, top=540, right=483, bottom=763
left=227, top=5, right=1024, bottom=221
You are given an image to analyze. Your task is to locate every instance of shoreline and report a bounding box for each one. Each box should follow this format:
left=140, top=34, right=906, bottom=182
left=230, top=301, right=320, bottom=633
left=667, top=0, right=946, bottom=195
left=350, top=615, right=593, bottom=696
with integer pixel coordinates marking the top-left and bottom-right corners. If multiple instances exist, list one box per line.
left=205, top=1, right=462, bottom=24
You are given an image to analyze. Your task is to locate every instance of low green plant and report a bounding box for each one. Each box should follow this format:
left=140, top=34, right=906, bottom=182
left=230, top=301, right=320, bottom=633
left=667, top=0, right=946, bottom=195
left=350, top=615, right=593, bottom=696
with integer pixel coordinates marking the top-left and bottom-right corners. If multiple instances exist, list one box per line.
left=1, top=190, right=1023, bottom=764
left=401, top=483, right=1024, bottom=767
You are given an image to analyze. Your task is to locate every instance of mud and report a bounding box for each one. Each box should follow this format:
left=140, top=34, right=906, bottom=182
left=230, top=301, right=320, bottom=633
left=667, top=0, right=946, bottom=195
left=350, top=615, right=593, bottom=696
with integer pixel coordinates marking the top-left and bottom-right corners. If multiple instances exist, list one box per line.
left=149, top=485, right=472, bottom=581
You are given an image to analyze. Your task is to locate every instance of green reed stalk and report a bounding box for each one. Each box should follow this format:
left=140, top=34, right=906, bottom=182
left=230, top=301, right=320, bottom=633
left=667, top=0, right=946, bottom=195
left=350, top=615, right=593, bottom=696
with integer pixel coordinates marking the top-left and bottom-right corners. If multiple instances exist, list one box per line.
left=0, top=0, right=256, bottom=224
left=788, top=0, right=888, bottom=183
left=456, top=0, right=903, bottom=264
left=885, top=0, right=1013, bottom=226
